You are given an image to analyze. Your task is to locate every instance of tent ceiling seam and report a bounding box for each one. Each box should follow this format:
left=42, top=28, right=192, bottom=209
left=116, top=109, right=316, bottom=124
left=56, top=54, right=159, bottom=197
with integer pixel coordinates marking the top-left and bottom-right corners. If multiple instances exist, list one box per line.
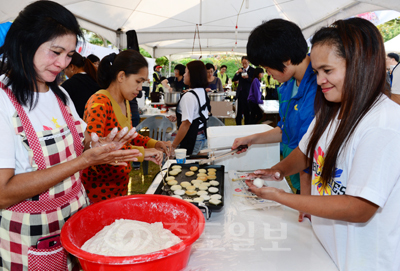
left=121, top=0, right=143, bottom=29
left=301, top=2, right=361, bottom=32
left=203, top=0, right=293, bottom=25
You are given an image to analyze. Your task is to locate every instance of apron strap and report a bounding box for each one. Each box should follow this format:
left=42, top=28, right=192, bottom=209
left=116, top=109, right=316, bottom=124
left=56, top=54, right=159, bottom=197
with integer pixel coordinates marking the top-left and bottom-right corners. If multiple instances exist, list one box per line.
left=56, top=97, right=83, bottom=157
left=1, top=83, right=47, bottom=170
left=1, top=83, right=83, bottom=167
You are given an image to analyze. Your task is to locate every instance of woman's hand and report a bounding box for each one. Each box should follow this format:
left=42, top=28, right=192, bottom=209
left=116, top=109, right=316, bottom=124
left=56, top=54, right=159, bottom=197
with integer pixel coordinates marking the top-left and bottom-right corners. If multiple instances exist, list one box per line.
left=247, top=168, right=284, bottom=181
left=206, top=88, right=211, bottom=92
left=90, top=127, right=137, bottom=150
left=231, top=136, right=252, bottom=154
left=81, top=142, right=142, bottom=167
left=167, top=115, right=177, bottom=122
left=155, top=141, right=171, bottom=156
left=144, top=148, right=163, bottom=165
left=161, top=79, right=172, bottom=92
left=245, top=179, right=285, bottom=201
left=298, top=212, right=312, bottom=223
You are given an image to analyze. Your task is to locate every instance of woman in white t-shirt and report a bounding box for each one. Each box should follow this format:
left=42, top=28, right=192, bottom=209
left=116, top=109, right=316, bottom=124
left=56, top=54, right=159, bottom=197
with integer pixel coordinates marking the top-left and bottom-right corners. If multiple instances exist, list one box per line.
left=0, top=1, right=140, bottom=270
left=169, top=60, right=210, bottom=155
left=246, top=18, right=400, bottom=271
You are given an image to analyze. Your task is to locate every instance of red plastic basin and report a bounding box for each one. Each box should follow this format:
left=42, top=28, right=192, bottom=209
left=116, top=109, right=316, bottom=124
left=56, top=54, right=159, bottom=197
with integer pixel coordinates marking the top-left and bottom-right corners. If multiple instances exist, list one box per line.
left=61, top=194, right=205, bottom=271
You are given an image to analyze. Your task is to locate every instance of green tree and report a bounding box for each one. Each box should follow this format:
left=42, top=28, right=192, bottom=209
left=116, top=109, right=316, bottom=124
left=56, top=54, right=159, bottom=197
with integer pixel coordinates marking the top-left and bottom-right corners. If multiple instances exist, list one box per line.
left=377, top=17, right=400, bottom=43
left=139, top=47, right=152, bottom=58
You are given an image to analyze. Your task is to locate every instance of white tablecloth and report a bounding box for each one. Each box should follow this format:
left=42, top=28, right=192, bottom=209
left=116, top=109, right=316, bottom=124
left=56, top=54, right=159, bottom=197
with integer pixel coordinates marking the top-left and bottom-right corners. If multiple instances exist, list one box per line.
left=147, top=160, right=338, bottom=271
left=259, top=100, right=279, bottom=114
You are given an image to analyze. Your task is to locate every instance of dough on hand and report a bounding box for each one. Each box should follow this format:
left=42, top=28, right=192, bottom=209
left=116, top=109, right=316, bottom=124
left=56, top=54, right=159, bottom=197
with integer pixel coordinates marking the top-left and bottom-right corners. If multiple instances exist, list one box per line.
left=253, top=178, right=264, bottom=188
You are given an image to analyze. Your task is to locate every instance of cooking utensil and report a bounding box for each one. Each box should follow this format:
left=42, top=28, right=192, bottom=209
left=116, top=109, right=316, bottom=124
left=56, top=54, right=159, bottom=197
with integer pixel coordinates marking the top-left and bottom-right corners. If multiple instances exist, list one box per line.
left=153, top=163, right=225, bottom=219
left=199, top=146, right=240, bottom=154
left=199, top=145, right=248, bottom=165
left=208, top=92, right=226, bottom=101
left=164, top=92, right=181, bottom=106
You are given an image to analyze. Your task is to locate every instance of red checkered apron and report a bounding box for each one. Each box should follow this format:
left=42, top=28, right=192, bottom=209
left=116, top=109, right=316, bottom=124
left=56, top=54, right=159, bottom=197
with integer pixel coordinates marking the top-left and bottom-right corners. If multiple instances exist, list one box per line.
left=0, top=85, right=88, bottom=271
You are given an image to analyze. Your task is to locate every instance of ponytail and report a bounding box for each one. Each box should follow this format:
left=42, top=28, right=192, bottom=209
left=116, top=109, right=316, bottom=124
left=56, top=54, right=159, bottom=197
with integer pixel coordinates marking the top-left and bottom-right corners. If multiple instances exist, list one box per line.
left=97, top=53, right=117, bottom=89
left=82, top=57, right=97, bottom=82
left=97, top=50, right=147, bottom=89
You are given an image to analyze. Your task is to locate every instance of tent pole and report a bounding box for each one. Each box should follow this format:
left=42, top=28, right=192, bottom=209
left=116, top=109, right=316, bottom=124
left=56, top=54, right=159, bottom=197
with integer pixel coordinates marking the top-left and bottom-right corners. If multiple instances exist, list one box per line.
left=199, top=0, right=202, bottom=26
left=169, top=55, right=172, bottom=77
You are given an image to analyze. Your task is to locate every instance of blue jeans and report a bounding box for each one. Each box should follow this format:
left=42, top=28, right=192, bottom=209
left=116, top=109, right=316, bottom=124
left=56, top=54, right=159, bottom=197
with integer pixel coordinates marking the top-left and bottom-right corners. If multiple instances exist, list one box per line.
left=192, top=133, right=207, bottom=155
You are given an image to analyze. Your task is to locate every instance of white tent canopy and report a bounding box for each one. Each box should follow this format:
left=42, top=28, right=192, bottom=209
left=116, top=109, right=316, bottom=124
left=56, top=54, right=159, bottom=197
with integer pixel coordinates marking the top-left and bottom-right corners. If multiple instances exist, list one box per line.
left=385, top=34, right=400, bottom=53
left=1, top=0, right=400, bottom=59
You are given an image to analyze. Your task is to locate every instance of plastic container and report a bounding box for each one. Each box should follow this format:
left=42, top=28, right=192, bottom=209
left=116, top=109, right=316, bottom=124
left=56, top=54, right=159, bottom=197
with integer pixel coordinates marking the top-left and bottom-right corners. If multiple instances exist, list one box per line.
left=175, top=148, right=187, bottom=164
left=61, top=195, right=205, bottom=271
left=207, top=124, right=280, bottom=172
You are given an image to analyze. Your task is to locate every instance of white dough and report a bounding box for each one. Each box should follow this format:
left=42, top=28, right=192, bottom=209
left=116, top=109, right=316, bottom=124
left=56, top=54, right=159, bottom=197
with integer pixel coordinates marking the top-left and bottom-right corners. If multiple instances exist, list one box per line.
left=200, top=195, right=210, bottom=201
left=191, top=180, right=203, bottom=185
left=193, top=197, right=204, bottom=203
left=209, top=199, right=222, bottom=205
left=197, top=190, right=208, bottom=196
left=209, top=181, right=219, bottom=186
left=186, top=185, right=196, bottom=191
left=253, top=178, right=264, bottom=188
left=180, top=181, right=191, bottom=187
left=198, top=185, right=208, bottom=191
left=167, top=180, right=178, bottom=186
left=81, top=219, right=181, bottom=256
left=174, top=189, right=185, bottom=195
left=208, top=187, right=219, bottom=193
left=170, top=185, right=182, bottom=191
left=210, top=194, right=222, bottom=200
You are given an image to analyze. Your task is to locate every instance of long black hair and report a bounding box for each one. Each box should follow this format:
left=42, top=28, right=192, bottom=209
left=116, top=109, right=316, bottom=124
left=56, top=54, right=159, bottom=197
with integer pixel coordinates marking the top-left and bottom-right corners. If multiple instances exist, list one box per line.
left=0, top=0, right=83, bottom=110
left=306, top=18, right=388, bottom=187
left=186, top=61, right=208, bottom=89
left=97, top=50, right=148, bottom=89
left=252, top=67, right=264, bottom=82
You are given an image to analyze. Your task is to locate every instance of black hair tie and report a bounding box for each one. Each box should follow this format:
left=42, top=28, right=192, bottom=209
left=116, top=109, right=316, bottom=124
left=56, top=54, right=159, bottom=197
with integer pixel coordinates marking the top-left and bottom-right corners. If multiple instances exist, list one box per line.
left=108, top=53, right=117, bottom=65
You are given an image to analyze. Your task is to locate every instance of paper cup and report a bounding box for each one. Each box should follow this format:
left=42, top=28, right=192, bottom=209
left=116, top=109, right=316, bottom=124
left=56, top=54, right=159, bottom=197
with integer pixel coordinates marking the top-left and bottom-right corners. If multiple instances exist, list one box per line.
left=175, top=149, right=187, bottom=164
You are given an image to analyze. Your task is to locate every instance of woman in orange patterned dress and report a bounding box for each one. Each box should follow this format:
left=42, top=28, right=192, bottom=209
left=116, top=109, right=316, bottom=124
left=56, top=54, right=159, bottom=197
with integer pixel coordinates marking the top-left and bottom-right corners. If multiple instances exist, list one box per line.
left=82, top=50, right=169, bottom=203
